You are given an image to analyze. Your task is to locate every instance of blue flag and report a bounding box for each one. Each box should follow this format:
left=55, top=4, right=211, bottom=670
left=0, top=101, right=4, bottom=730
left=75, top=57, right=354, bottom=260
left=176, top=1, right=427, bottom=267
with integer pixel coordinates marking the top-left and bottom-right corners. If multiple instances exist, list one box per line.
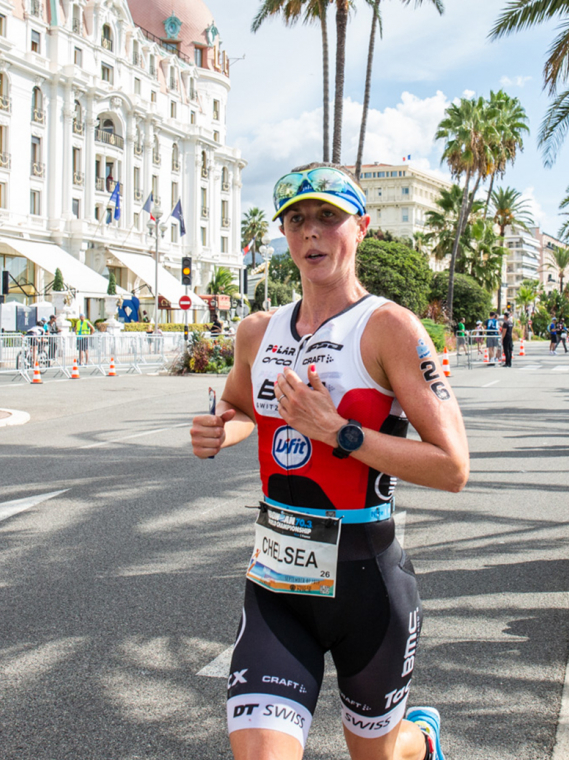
left=108, top=183, right=121, bottom=221
left=171, top=199, right=186, bottom=237
left=143, top=192, right=154, bottom=217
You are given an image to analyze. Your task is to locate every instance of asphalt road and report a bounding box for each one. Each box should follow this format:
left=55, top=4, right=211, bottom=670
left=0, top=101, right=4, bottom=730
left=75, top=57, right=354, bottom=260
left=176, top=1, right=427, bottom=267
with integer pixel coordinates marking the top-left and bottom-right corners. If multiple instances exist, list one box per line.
left=0, top=344, right=568, bottom=760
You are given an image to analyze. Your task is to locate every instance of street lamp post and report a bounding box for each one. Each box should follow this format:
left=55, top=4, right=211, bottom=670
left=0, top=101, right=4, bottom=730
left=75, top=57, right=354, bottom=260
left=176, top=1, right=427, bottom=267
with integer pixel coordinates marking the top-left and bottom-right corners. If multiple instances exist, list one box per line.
left=259, top=233, right=274, bottom=311
left=147, top=204, right=167, bottom=333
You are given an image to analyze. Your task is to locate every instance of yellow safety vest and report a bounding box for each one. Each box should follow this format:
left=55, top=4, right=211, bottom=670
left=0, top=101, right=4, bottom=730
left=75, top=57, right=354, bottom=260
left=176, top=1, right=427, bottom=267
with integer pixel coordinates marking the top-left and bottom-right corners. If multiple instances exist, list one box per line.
left=76, top=320, right=91, bottom=336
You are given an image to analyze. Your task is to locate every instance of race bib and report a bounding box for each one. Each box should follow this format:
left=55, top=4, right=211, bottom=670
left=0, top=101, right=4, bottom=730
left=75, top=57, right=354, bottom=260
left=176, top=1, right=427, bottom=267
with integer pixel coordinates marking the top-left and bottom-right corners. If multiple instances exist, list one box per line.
left=246, top=504, right=341, bottom=598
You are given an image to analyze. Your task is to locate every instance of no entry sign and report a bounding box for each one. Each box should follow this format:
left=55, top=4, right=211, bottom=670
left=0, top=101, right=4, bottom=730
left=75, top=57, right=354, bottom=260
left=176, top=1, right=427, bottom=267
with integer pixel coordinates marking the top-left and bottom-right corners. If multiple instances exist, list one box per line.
left=179, top=295, right=192, bottom=310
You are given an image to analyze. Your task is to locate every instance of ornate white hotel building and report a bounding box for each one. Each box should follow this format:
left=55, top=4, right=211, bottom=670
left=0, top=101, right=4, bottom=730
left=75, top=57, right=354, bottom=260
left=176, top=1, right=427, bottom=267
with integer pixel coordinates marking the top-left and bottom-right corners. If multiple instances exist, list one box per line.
left=0, top=0, right=245, bottom=322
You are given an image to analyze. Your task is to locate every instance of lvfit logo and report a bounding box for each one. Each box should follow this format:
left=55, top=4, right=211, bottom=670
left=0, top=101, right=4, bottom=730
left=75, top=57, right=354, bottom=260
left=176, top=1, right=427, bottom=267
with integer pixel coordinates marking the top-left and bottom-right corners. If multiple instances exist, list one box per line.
left=272, top=426, right=312, bottom=470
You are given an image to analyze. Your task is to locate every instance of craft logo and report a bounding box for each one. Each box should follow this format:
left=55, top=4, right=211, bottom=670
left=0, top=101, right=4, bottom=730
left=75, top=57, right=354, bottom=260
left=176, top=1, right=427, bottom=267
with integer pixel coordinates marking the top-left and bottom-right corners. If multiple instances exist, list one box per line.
left=374, top=472, right=397, bottom=502
left=306, top=341, right=343, bottom=352
left=272, top=426, right=312, bottom=470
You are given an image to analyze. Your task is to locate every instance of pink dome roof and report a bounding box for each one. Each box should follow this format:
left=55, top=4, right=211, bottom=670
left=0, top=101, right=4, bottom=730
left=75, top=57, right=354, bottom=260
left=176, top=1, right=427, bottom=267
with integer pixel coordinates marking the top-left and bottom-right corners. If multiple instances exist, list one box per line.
left=128, top=0, right=215, bottom=58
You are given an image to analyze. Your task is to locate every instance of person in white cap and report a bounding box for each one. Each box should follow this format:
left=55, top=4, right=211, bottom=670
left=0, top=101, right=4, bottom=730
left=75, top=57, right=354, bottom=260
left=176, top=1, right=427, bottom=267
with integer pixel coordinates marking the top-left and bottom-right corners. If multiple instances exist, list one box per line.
left=474, top=320, right=484, bottom=354
left=75, top=312, right=94, bottom=365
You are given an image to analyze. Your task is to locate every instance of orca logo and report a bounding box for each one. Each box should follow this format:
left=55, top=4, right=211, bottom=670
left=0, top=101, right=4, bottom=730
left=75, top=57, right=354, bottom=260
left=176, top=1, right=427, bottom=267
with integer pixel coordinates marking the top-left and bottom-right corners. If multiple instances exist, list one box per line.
left=272, top=426, right=312, bottom=470
left=374, top=472, right=397, bottom=502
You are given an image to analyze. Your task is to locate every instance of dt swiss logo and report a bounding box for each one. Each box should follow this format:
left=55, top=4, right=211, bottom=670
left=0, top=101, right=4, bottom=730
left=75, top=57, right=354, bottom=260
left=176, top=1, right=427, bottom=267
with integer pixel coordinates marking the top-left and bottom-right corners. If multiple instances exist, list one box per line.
left=272, top=426, right=312, bottom=470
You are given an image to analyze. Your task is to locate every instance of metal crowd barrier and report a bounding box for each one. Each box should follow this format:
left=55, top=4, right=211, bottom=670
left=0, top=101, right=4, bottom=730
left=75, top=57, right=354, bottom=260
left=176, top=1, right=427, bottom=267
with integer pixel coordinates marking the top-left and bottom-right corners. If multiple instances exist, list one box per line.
left=455, top=330, right=504, bottom=369
left=0, top=332, right=190, bottom=383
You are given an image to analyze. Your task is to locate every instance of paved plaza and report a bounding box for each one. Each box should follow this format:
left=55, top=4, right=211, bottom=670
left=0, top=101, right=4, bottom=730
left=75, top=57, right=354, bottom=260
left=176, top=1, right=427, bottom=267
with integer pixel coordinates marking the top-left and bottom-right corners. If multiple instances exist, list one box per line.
left=0, top=343, right=567, bottom=759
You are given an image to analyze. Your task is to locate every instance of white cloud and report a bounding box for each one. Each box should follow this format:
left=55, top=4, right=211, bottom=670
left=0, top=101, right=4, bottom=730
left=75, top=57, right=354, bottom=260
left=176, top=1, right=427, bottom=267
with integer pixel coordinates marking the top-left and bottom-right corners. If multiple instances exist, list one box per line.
left=462, top=89, right=476, bottom=99
left=521, top=186, right=556, bottom=232
left=500, top=75, right=533, bottom=88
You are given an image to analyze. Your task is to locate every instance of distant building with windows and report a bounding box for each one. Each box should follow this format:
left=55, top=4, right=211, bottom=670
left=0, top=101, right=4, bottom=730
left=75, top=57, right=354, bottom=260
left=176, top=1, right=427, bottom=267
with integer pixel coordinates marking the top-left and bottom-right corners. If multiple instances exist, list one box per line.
left=353, top=162, right=452, bottom=268
left=0, top=0, right=245, bottom=322
left=531, top=227, right=567, bottom=294
left=502, top=227, right=541, bottom=307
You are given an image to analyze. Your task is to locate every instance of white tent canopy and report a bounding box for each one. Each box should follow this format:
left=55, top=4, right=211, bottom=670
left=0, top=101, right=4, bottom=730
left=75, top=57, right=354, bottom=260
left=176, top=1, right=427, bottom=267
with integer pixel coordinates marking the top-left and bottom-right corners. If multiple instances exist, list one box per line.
left=0, top=237, right=123, bottom=297
left=108, top=249, right=208, bottom=309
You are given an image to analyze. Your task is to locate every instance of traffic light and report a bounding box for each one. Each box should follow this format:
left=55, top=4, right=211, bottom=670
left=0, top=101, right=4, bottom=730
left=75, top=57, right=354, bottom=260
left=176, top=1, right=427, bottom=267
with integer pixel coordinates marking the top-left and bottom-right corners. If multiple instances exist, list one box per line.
left=181, top=257, right=192, bottom=286
left=243, top=267, right=248, bottom=295
left=506, top=302, right=512, bottom=312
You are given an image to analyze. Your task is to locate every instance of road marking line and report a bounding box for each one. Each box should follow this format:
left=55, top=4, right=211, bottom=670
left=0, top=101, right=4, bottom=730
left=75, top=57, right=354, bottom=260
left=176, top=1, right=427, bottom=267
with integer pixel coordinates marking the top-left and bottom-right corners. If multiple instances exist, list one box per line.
left=80, top=422, right=188, bottom=449
left=553, top=655, right=569, bottom=760
left=197, top=646, right=234, bottom=678
left=0, top=490, right=69, bottom=523
left=482, top=380, right=500, bottom=388
left=518, top=364, right=542, bottom=370
left=196, top=510, right=408, bottom=679
left=552, top=366, right=569, bottom=372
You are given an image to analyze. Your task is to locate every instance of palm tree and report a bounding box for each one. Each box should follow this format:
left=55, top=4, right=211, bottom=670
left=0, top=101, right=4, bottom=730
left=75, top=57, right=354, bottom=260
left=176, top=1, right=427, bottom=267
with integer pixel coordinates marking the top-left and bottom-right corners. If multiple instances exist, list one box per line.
left=425, top=184, right=484, bottom=265
left=332, top=0, right=351, bottom=163
left=241, top=207, right=269, bottom=268
left=516, top=282, right=539, bottom=338
left=547, top=245, right=569, bottom=293
left=483, top=90, right=529, bottom=216
left=466, top=218, right=509, bottom=293
left=557, top=185, right=569, bottom=239
left=490, top=186, right=534, bottom=237
left=253, top=1, right=332, bottom=161
left=490, top=1, right=569, bottom=166
left=354, top=0, right=444, bottom=179
left=207, top=266, right=240, bottom=297
left=435, top=96, right=498, bottom=321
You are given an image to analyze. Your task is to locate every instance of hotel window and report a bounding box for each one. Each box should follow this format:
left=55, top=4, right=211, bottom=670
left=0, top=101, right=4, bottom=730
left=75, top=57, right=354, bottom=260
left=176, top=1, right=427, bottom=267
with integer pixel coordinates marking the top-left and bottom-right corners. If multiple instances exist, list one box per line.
left=170, top=101, right=176, bottom=118
left=151, top=91, right=157, bottom=103
left=30, top=190, right=41, bottom=215
left=221, top=236, right=228, bottom=253
left=190, top=111, right=196, bottom=124
left=72, top=198, right=80, bottom=218
left=221, top=199, right=228, bottom=223
left=134, top=166, right=141, bottom=196
left=402, top=187, right=409, bottom=195
left=213, top=131, right=219, bottom=142
left=152, top=174, right=159, bottom=198
left=213, top=99, right=220, bottom=120
left=377, top=188, right=382, bottom=197
left=377, top=209, right=382, bottom=220
left=189, top=77, right=196, bottom=100
left=133, top=212, right=140, bottom=230
left=201, top=227, right=206, bottom=246
left=31, top=135, right=41, bottom=163
left=401, top=208, right=409, bottom=223
left=74, top=47, right=82, bottom=66
left=0, top=15, right=5, bottom=36
left=195, top=47, right=204, bottom=67
left=0, top=182, right=6, bottom=209
left=171, top=224, right=178, bottom=243
left=101, top=64, right=113, bottom=84
left=134, top=77, right=141, bottom=95
left=31, top=30, right=40, bottom=53
left=171, top=181, right=178, bottom=208
left=378, top=171, right=385, bottom=177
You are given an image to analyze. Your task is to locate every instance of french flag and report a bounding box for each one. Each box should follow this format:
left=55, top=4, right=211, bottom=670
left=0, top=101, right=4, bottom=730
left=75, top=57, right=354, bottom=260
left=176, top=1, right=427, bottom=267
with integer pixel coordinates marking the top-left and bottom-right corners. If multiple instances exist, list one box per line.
left=242, top=238, right=255, bottom=256
left=402, top=155, right=411, bottom=162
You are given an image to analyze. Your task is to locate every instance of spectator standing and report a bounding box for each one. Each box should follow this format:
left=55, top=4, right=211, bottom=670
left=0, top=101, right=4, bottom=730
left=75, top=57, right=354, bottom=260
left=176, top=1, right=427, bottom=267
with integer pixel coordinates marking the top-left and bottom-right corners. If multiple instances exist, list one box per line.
left=210, top=313, right=223, bottom=335
left=456, top=318, right=467, bottom=355
left=485, top=311, right=499, bottom=364
left=549, top=317, right=558, bottom=355
left=527, top=317, right=533, bottom=341
left=474, top=320, right=484, bottom=354
left=75, top=312, right=94, bottom=365
left=47, top=314, right=59, bottom=362
left=557, top=319, right=568, bottom=353
left=501, top=311, right=514, bottom=367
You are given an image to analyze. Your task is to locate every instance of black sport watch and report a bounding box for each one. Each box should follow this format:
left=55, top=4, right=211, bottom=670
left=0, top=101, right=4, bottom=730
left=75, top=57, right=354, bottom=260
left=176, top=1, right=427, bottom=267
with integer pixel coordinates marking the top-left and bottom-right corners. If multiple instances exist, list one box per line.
left=333, top=420, right=365, bottom=459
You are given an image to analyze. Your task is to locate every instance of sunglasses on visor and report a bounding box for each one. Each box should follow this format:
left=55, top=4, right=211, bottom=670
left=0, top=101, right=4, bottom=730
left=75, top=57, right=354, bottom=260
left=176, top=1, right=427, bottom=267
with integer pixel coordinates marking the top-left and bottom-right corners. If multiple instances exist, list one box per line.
left=273, top=167, right=367, bottom=216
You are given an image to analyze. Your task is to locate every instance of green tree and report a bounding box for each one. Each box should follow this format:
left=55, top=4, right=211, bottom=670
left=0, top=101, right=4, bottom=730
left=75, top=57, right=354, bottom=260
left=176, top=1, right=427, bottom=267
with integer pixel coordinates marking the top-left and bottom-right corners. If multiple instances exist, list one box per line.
left=490, top=1, right=569, bottom=165
left=430, top=271, right=493, bottom=327
left=516, top=282, right=540, bottom=338
left=557, top=185, right=569, bottom=239
left=464, top=218, right=509, bottom=292
left=435, top=96, right=499, bottom=321
left=107, top=272, right=117, bottom=295
left=53, top=267, right=65, bottom=291
left=253, top=278, right=295, bottom=311
left=252, top=0, right=332, bottom=161
left=424, top=184, right=484, bottom=264
left=547, top=245, right=569, bottom=293
left=356, top=238, right=432, bottom=315
left=490, top=186, right=534, bottom=237
left=270, top=251, right=303, bottom=292
left=354, top=0, right=444, bottom=178
left=207, top=266, right=240, bottom=297
left=241, top=207, right=269, bottom=268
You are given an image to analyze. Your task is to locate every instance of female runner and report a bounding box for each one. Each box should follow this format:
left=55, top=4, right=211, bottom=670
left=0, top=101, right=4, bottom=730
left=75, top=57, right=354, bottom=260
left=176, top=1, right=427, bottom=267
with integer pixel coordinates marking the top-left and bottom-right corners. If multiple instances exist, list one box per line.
left=191, top=163, right=469, bottom=760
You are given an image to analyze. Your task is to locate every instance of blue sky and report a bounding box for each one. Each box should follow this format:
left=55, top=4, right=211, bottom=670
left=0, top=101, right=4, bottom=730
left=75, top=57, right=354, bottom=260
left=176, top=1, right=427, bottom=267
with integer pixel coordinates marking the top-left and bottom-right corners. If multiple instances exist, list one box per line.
left=209, top=0, right=567, bottom=237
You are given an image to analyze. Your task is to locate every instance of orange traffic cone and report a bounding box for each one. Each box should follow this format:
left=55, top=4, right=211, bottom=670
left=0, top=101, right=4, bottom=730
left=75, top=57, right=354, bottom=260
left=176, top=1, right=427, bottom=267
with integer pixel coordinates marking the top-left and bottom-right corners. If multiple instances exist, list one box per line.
left=442, top=347, right=451, bottom=377
left=519, top=339, right=525, bottom=356
left=501, top=350, right=506, bottom=362
left=71, top=358, right=81, bottom=379
left=108, top=357, right=117, bottom=377
left=32, top=361, right=42, bottom=384
left=483, top=347, right=489, bottom=363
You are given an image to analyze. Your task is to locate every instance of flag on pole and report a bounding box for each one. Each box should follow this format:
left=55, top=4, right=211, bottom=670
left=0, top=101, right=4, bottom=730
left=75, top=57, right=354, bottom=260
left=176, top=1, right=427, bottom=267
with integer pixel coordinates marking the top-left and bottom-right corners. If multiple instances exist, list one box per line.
left=402, top=155, right=412, bottom=162
left=143, top=192, right=155, bottom=221
left=108, top=183, right=121, bottom=222
left=242, top=238, right=255, bottom=256
left=171, top=199, right=186, bottom=236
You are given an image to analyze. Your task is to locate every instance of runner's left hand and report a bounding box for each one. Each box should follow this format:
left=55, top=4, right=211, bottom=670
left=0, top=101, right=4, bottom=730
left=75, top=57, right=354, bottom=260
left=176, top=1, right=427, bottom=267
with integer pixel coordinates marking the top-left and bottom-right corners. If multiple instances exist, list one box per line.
left=275, top=366, right=345, bottom=447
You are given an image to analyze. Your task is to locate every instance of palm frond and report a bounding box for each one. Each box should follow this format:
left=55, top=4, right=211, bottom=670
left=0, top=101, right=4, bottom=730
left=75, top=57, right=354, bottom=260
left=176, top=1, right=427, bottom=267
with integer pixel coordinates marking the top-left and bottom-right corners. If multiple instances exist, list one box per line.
left=489, top=0, right=569, bottom=41
left=544, top=19, right=569, bottom=93
left=538, top=87, right=569, bottom=166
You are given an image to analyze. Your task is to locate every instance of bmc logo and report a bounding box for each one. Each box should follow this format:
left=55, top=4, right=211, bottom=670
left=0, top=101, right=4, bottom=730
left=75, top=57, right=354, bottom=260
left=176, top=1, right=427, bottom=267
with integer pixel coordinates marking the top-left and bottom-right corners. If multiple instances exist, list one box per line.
left=272, top=426, right=312, bottom=470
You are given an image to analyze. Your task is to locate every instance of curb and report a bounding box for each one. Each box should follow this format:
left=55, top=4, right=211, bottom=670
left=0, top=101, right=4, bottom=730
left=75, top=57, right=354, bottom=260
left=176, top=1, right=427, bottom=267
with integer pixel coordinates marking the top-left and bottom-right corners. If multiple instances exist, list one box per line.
left=0, top=409, right=31, bottom=428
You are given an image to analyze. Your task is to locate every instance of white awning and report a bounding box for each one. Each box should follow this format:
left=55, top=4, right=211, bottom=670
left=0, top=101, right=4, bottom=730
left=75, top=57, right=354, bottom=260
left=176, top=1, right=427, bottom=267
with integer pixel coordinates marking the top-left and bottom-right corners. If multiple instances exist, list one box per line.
left=108, top=249, right=208, bottom=309
left=0, top=237, right=123, bottom=297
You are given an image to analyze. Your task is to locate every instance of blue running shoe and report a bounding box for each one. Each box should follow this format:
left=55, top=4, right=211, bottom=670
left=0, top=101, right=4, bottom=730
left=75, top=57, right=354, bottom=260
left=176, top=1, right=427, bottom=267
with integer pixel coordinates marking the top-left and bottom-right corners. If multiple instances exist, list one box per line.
left=405, top=706, right=445, bottom=760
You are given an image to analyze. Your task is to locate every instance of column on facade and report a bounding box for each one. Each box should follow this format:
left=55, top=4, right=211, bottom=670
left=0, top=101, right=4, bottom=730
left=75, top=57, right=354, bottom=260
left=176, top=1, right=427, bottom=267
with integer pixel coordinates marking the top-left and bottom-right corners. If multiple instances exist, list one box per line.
left=84, top=94, right=95, bottom=223
left=143, top=117, right=152, bottom=206
left=61, top=83, right=73, bottom=218
left=125, top=110, right=134, bottom=228
left=231, top=164, right=243, bottom=259
left=193, top=145, right=203, bottom=290
left=47, top=76, right=61, bottom=222
left=212, top=163, right=220, bottom=260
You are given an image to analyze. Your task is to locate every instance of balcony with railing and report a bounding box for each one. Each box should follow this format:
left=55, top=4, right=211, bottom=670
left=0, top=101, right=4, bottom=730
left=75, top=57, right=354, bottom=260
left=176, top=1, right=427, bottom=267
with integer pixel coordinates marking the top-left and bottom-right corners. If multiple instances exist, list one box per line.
left=152, top=151, right=161, bottom=166
left=95, top=128, right=124, bottom=149
left=149, top=64, right=157, bottom=79
left=132, top=53, right=143, bottom=67
left=95, top=177, right=105, bottom=192
left=221, top=182, right=230, bottom=191
left=201, top=167, right=209, bottom=179
left=30, top=0, right=42, bottom=17
left=201, top=207, right=209, bottom=219
left=221, top=218, right=230, bottom=228
left=101, top=37, right=113, bottom=52
left=72, top=18, right=81, bottom=34
left=172, top=159, right=180, bottom=172
left=31, top=162, right=45, bottom=178
left=32, top=108, right=45, bottom=125
left=134, top=142, right=143, bottom=156
left=0, top=152, right=11, bottom=169
left=134, top=189, right=144, bottom=202
left=73, top=171, right=85, bottom=187
left=73, top=119, right=84, bottom=135
left=0, top=95, right=11, bottom=113
left=169, top=77, right=178, bottom=91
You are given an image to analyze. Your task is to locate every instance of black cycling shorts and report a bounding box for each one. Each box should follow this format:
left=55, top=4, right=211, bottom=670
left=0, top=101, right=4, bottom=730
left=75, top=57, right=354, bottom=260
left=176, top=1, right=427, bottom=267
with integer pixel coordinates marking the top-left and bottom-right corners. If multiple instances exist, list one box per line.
left=227, top=519, right=422, bottom=747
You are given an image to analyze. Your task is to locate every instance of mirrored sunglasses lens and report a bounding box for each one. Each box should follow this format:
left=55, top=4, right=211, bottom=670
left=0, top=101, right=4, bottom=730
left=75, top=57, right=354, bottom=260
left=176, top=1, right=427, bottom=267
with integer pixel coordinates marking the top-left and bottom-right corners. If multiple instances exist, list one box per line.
left=274, top=174, right=304, bottom=201
left=308, top=168, right=347, bottom=193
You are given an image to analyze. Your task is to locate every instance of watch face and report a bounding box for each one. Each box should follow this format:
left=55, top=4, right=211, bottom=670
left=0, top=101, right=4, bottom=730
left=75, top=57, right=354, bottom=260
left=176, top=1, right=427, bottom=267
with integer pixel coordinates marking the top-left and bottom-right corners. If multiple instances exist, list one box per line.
left=338, top=423, right=364, bottom=452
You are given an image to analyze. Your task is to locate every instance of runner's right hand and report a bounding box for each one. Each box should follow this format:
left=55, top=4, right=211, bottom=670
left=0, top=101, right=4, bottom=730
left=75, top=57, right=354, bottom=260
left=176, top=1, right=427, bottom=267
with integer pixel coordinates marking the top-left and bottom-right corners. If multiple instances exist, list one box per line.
left=190, top=410, right=236, bottom=459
